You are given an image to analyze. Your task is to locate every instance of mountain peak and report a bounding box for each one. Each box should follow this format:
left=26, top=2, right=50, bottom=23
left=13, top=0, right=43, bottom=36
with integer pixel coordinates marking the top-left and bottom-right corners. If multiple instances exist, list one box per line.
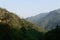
left=51, top=8, right=60, bottom=13
left=26, top=8, right=60, bottom=31
left=0, top=8, right=45, bottom=32
left=0, top=8, right=45, bottom=40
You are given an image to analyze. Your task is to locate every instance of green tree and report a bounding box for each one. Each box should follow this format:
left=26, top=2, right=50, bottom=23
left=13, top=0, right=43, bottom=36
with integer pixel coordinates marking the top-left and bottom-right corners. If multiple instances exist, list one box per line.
left=44, top=25, right=60, bottom=40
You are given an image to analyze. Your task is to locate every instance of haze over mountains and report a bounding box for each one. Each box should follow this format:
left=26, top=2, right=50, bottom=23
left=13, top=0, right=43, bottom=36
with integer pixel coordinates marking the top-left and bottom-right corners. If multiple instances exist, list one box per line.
left=26, top=8, right=60, bottom=30
left=26, top=13, right=48, bottom=25
left=1, top=7, right=60, bottom=40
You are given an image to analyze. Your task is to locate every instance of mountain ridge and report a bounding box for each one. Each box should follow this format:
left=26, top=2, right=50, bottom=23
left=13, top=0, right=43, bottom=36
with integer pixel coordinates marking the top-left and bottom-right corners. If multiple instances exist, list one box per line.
left=26, top=8, right=60, bottom=31
left=0, top=8, right=45, bottom=40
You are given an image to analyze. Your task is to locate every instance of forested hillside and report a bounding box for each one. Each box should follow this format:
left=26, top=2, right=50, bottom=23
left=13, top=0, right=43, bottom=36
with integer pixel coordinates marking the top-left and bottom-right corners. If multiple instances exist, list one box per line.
left=0, top=8, right=45, bottom=40
left=0, top=8, right=60, bottom=40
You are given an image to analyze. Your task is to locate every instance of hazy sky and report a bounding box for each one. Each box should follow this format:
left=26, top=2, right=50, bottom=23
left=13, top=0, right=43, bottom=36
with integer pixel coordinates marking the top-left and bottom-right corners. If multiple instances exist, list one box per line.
left=0, top=0, right=60, bottom=18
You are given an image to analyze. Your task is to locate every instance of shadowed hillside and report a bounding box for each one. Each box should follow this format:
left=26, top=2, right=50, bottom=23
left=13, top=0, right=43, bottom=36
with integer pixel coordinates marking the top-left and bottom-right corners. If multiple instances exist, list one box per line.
left=44, top=25, right=60, bottom=40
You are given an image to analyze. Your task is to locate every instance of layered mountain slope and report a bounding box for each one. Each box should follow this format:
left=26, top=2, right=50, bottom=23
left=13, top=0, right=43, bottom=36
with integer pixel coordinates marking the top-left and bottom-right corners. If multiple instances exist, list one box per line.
left=0, top=8, right=45, bottom=40
left=39, top=9, right=60, bottom=30
left=26, top=9, right=60, bottom=30
left=26, top=13, right=48, bottom=26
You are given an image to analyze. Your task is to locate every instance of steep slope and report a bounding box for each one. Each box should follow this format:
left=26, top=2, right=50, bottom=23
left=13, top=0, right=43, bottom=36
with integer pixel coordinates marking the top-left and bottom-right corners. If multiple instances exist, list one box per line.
left=26, top=13, right=48, bottom=26
left=39, top=9, right=60, bottom=30
left=0, top=8, right=45, bottom=40
left=26, top=9, right=60, bottom=31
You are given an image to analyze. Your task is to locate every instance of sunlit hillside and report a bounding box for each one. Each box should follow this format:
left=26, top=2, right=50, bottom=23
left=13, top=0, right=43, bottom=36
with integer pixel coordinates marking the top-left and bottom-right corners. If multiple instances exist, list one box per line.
left=0, top=8, right=45, bottom=40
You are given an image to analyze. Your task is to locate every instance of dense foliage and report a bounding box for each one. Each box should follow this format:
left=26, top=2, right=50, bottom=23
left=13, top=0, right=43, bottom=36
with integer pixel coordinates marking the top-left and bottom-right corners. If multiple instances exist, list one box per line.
left=0, top=8, right=60, bottom=40
left=44, top=25, right=60, bottom=40
left=0, top=8, right=45, bottom=40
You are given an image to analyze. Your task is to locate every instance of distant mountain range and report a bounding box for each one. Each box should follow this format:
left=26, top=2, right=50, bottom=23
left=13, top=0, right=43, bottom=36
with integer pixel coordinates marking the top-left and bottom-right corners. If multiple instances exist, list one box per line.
left=26, top=13, right=48, bottom=26
left=26, top=9, right=60, bottom=30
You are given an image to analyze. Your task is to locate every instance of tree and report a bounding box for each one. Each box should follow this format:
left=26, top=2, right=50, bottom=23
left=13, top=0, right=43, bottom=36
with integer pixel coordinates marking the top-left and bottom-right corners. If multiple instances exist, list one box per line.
left=44, top=25, right=60, bottom=40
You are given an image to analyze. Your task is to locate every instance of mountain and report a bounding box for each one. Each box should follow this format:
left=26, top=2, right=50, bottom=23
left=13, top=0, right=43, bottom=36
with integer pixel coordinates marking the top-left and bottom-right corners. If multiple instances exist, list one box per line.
left=26, top=9, right=60, bottom=30
left=39, top=9, right=60, bottom=30
left=26, top=13, right=48, bottom=26
left=0, top=8, right=45, bottom=40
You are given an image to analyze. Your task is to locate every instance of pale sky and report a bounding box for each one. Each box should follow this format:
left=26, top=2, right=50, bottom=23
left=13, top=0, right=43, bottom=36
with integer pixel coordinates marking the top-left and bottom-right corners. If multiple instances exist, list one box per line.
left=0, top=0, right=60, bottom=18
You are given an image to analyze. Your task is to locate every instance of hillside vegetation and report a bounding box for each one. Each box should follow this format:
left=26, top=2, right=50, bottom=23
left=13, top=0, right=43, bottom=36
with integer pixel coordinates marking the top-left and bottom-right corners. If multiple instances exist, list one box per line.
left=0, top=8, right=60, bottom=40
left=0, top=8, right=45, bottom=40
